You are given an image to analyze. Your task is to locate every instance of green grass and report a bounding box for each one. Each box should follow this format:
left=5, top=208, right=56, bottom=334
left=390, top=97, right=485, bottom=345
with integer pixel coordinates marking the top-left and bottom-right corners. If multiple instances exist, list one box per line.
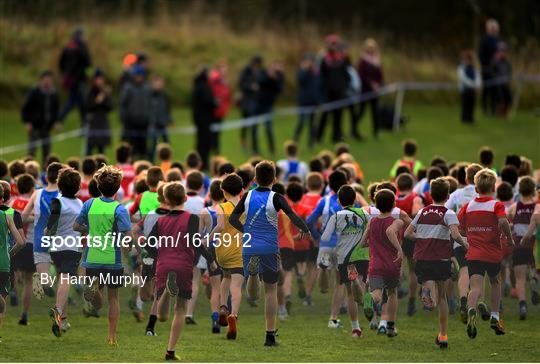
left=1, top=102, right=539, bottom=181
left=1, top=277, right=540, bottom=362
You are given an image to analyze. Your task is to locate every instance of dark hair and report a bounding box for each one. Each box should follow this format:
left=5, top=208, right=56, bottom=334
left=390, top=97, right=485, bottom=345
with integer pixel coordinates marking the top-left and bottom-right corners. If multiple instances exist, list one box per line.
left=218, top=162, right=235, bottom=177
left=445, top=176, right=458, bottom=194
left=88, top=179, right=101, bottom=197
left=116, top=143, right=132, bottom=164
left=134, top=179, right=149, bottom=194
left=435, top=163, right=449, bottom=176
left=501, top=165, right=518, bottom=187
left=146, top=166, right=164, bottom=188
left=8, top=160, right=26, bottom=179
left=271, top=182, right=285, bottom=195
left=288, top=175, right=303, bottom=184
left=135, top=161, right=151, bottom=175
left=236, top=167, right=254, bottom=189
left=309, top=158, right=323, bottom=173
left=375, top=189, right=395, bottom=213
left=496, top=181, right=513, bottom=202
left=284, top=140, right=298, bottom=156
left=338, top=185, right=356, bottom=207
left=430, top=156, right=446, bottom=167
left=94, top=154, right=108, bottom=168
left=166, top=168, right=182, bottom=182
left=427, top=166, right=444, bottom=182
left=376, top=181, right=397, bottom=194
left=164, top=182, right=186, bottom=206
left=157, top=143, right=172, bottom=161
left=286, top=182, right=304, bottom=202
left=395, top=165, right=411, bottom=178
left=47, top=162, right=64, bottom=184
left=255, top=161, right=276, bottom=187
left=0, top=160, right=7, bottom=178
left=368, top=183, right=379, bottom=202
left=57, top=168, right=81, bottom=198
left=306, top=172, right=324, bottom=191
left=403, top=139, right=417, bottom=156
left=505, top=154, right=521, bottom=169
left=16, top=174, right=35, bottom=195
left=518, top=176, right=536, bottom=197
left=186, top=151, right=202, bottom=169
left=94, top=165, right=123, bottom=197
left=416, top=168, right=427, bottom=181
left=396, top=173, right=414, bottom=191
left=186, top=170, right=204, bottom=191
left=82, top=157, right=97, bottom=175
left=0, top=181, right=10, bottom=202
left=209, top=180, right=224, bottom=202
left=221, top=173, right=243, bottom=197
left=328, top=170, right=347, bottom=193
left=479, top=146, right=494, bottom=166
left=335, top=142, right=349, bottom=156
left=430, top=177, right=450, bottom=203
left=66, top=157, right=80, bottom=171
left=457, top=164, right=467, bottom=185
left=170, top=161, right=185, bottom=174
left=336, top=166, right=351, bottom=181
left=45, top=154, right=61, bottom=168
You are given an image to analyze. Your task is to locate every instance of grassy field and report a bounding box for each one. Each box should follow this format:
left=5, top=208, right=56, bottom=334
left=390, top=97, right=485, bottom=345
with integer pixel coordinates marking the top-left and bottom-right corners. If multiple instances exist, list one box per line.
left=1, top=102, right=539, bottom=182
left=1, top=275, right=540, bottom=362
left=0, top=102, right=539, bottom=361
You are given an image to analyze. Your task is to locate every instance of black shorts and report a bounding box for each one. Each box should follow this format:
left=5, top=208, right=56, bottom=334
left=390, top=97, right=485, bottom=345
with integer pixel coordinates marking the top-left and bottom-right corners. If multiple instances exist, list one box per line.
left=512, top=248, right=535, bottom=266
left=454, top=246, right=467, bottom=268
left=308, top=246, right=319, bottom=263
left=415, top=260, right=452, bottom=283
left=12, top=243, right=36, bottom=273
left=86, top=267, right=125, bottom=289
left=280, top=248, right=296, bottom=271
left=468, top=260, right=501, bottom=278
left=402, top=238, right=416, bottom=259
left=338, top=260, right=369, bottom=285
left=51, top=251, right=82, bottom=276
left=294, top=250, right=309, bottom=263
left=221, top=267, right=244, bottom=277
left=0, top=271, right=10, bottom=296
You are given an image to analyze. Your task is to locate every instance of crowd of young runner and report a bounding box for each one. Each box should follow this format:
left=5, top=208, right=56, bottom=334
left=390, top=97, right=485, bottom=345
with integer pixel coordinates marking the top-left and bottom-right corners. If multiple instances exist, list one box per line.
left=0, top=139, right=538, bottom=359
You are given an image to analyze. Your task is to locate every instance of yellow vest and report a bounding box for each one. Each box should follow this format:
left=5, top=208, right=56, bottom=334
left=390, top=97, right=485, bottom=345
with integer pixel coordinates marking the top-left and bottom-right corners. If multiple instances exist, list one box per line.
left=215, top=201, right=243, bottom=269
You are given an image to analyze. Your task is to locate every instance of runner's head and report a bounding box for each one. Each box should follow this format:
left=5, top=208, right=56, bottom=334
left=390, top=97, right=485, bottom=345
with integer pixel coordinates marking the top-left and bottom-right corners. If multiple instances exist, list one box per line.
left=209, top=180, right=225, bottom=203
left=94, top=165, right=123, bottom=198
left=328, top=170, right=347, bottom=193
left=430, top=177, right=450, bottom=204
left=221, top=173, right=243, bottom=199
left=16, top=173, right=35, bottom=196
left=374, top=189, right=395, bottom=213
left=255, top=161, right=276, bottom=188
left=46, top=162, right=64, bottom=185
left=164, top=182, right=186, bottom=207
left=57, top=167, right=81, bottom=198
left=474, top=168, right=497, bottom=195
left=286, top=182, right=304, bottom=203
left=338, top=185, right=356, bottom=208
left=146, top=166, right=164, bottom=189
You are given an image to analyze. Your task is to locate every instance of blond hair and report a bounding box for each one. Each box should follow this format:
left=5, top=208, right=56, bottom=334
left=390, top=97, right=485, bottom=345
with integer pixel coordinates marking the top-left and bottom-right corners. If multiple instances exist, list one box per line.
left=474, top=168, right=497, bottom=194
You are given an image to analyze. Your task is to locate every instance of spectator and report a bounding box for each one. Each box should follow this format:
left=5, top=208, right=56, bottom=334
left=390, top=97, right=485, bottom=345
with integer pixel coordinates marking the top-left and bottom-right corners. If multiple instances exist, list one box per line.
left=118, top=53, right=137, bottom=91
left=357, top=38, right=384, bottom=138
left=316, top=34, right=350, bottom=143
left=58, top=27, right=91, bottom=124
left=192, top=67, right=217, bottom=170
left=20, top=70, right=60, bottom=164
left=457, top=50, right=481, bottom=123
left=293, top=54, right=320, bottom=148
left=478, top=18, right=502, bottom=116
left=209, top=59, right=232, bottom=155
left=237, top=56, right=263, bottom=152
left=252, top=61, right=285, bottom=155
left=341, top=42, right=362, bottom=140
left=491, top=42, right=512, bottom=118
left=120, top=65, right=151, bottom=159
left=85, top=68, right=113, bottom=155
left=149, top=75, right=173, bottom=161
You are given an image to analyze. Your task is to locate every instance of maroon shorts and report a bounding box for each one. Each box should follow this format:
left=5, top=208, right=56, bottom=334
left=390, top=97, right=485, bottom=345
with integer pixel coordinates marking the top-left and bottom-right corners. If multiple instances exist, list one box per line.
left=155, top=265, right=193, bottom=299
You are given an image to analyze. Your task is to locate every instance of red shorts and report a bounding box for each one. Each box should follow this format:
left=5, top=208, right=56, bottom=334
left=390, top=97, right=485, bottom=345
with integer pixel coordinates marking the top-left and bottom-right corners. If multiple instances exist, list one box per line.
left=155, top=265, right=193, bottom=299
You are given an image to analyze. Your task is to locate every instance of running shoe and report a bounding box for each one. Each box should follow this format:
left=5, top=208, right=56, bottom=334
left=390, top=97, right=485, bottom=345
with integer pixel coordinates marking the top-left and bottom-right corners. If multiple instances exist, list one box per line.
left=530, top=277, right=540, bottom=306
left=407, top=298, right=416, bottom=316
left=185, top=316, right=196, bottom=325
left=351, top=328, right=363, bottom=338
left=328, top=319, right=343, bottom=329
left=477, top=302, right=490, bottom=321
left=166, top=272, right=179, bottom=297
left=363, top=293, right=374, bottom=321
left=165, top=353, right=180, bottom=361
left=83, top=279, right=99, bottom=304
left=421, top=287, right=434, bottom=310
left=218, top=305, right=229, bottom=326
left=519, top=301, right=528, bottom=320
left=145, top=329, right=157, bottom=336
left=226, top=315, right=238, bottom=340
left=490, top=316, right=505, bottom=335
left=466, top=308, right=477, bottom=339
left=32, top=272, right=44, bottom=300
left=435, top=335, right=448, bottom=349
left=297, top=277, right=306, bottom=299
left=107, top=338, right=118, bottom=348
left=247, top=256, right=260, bottom=276
left=49, top=307, right=62, bottom=338
left=264, top=330, right=279, bottom=347
left=386, top=326, right=398, bottom=338
left=377, top=325, right=387, bottom=335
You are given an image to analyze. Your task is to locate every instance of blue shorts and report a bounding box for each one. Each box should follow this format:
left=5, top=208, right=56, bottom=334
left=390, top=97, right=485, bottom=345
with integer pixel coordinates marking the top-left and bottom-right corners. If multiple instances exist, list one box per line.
left=243, top=253, right=280, bottom=284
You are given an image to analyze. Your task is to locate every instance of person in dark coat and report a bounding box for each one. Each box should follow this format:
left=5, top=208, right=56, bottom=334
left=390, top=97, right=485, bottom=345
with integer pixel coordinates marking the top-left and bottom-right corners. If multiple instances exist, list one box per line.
left=252, top=61, right=284, bottom=155
left=457, top=50, right=481, bottom=123
left=293, top=54, right=320, bottom=148
left=119, top=65, right=151, bottom=160
left=491, top=43, right=512, bottom=118
left=316, top=34, right=350, bottom=143
left=148, top=75, right=173, bottom=161
left=85, top=68, right=113, bottom=155
left=21, top=70, right=60, bottom=164
left=192, top=68, right=217, bottom=170
left=357, top=38, right=384, bottom=138
left=478, top=19, right=502, bottom=116
left=58, top=27, right=91, bottom=124
left=237, top=56, right=263, bottom=152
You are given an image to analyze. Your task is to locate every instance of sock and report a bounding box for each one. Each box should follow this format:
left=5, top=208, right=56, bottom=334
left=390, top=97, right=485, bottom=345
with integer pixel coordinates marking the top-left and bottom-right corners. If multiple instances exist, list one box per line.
left=136, top=297, right=143, bottom=311
left=147, top=314, right=157, bottom=330
left=211, top=311, right=218, bottom=322
left=491, top=311, right=500, bottom=320
left=379, top=319, right=387, bottom=328
left=351, top=320, right=360, bottom=330
left=185, top=314, right=193, bottom=319
left=460, top=296, right=467, bottom=308
left=438, top=333, right=448, bottom=341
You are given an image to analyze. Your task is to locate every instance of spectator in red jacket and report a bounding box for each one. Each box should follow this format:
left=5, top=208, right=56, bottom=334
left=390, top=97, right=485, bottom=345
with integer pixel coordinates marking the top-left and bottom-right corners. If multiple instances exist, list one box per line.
left=209, top=59, right=232, bottom=155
